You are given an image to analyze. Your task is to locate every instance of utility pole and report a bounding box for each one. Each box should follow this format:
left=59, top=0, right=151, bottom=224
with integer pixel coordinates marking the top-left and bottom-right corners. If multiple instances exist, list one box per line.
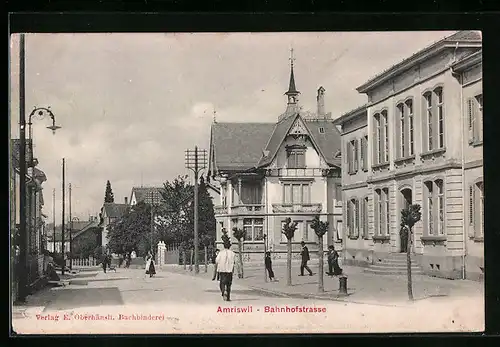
left=185, top=146, right=207, bottom=274
left=150, top=190, right=154, bottom=254
left=17, top=33, right=27, bottom=303
left=61, top=158, right=65, bottom=276
left=52, top=188, right=56, bottom=253
left=69, top=183, right=72, bottom=271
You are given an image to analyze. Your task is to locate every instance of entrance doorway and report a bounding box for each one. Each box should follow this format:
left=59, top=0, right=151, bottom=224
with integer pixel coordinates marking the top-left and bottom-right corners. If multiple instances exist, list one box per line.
left=400, top=188, right=412, bottom=253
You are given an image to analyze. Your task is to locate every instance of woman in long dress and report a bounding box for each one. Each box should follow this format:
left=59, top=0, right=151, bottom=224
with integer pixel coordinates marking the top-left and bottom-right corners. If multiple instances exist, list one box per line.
left=145, top=251, right=156, bottom=278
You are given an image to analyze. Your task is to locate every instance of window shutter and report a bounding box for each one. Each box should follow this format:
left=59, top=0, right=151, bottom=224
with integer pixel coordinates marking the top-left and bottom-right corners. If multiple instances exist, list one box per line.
left=354, top=139, right=359, bottom=172
left=363, top=137, right=368, bottom=170
left=345, top=202, right=351, bottom=237
left=468, top=185, right=475, bottom=238
left=468, top=98, right=475, bottom=143
left=473, top=185, right=480, bottom=239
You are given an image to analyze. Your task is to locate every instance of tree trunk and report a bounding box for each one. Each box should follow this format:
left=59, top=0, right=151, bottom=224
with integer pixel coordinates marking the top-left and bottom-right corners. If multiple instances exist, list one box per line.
left=318, top=235, right=324, bottom=292
left=182, top=251, right=187, bottom=270
left=287, top=238, right=292, bottom=286
left=407, top=227, right=413, bottom=301
left=238, top=241, right=244, bottom=278
left=189, top=249, right=193, bottom=272
left=204, top=246, right=208, bottom=273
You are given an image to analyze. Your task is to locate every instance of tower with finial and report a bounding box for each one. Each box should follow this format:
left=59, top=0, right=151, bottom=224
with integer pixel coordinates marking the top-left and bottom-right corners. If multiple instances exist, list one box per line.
left=283, top=47, right=300, bottom=118
left=213, top=108, right=217, bottom=123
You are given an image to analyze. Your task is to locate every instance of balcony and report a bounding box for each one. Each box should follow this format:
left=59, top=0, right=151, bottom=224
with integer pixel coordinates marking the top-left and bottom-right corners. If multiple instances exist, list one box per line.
left=272, top=203, right=322, bottom=214
left=266, top=168, right=339, bottom=178
left=230, top=204, right=265, bottom=215
left=213, top=205, right=227, bottom=215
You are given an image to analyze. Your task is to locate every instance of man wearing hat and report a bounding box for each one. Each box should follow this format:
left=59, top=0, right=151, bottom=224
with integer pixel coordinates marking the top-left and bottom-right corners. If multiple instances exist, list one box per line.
left=299, top=241, right=314, bottom=276
left=215, top=233, right=236, bottom=301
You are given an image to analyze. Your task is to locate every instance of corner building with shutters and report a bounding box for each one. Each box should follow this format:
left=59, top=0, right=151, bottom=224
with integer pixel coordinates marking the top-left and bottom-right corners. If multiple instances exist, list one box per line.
left=334, top=31, right=483, bottom=280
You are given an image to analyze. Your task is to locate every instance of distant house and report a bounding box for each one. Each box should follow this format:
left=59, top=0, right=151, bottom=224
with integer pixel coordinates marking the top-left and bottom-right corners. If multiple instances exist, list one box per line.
left=129, top=187, right=165, bottom=206
left=99, top=202, right=129, bottom=248
left=45, top=216, right=99, bottom=253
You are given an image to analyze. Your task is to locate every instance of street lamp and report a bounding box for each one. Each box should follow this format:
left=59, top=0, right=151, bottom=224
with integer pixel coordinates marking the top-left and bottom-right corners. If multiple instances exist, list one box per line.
left=26, top=107, right=61, bottom=279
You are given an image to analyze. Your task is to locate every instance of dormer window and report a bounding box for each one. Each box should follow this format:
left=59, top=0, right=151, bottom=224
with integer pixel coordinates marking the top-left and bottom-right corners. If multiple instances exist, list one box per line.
left=286, top=145, right=306, bottom=168
left=319, top=127, right=325, bottom=134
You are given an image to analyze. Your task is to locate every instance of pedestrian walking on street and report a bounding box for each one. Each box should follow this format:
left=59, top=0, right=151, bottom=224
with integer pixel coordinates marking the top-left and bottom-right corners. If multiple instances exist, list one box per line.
left=326, top=245, right=343, bottom=276
left=212, top=249, right=220, bottom=281
left=145, top=251, right=156, bottom=278
left=101, top=253, right=108, bottom=273
left=216, top=235, right=236, bottom=301
left=299, top=241, right=314, bottom=276
left=265, top=251, right=277, bottom=282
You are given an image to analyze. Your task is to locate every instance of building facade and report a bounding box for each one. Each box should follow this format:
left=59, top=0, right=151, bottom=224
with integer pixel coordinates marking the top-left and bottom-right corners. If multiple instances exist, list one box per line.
left=208, top=59, right=342, bottom=262
left=99, top=202, right=129, bottom=248
left=335, top=30, right=482, bottom=280
left=10, top=139, right=48, bottom=299
left=333, top=105, right=371, bottom=265
left=452, top=50, right=483, bottom=281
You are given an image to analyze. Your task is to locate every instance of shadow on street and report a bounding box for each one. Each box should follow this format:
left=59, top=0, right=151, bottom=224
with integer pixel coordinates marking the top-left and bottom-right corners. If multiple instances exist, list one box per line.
left=43, top=287, right=124, bottom=311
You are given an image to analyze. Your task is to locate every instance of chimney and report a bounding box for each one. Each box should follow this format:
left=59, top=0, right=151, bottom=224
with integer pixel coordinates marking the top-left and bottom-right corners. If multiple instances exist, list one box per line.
left=317, top=86, right=326, bottom=117
left=124, top=197, right=128, bottom=205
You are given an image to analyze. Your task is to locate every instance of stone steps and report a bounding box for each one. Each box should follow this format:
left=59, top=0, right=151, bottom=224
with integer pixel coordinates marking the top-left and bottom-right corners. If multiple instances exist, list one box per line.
left=365, top=253, right=423, bottom=275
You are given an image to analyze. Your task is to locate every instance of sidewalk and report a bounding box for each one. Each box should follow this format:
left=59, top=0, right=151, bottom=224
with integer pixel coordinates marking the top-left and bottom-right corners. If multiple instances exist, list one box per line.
left=161, top=262, right=484, bottom=307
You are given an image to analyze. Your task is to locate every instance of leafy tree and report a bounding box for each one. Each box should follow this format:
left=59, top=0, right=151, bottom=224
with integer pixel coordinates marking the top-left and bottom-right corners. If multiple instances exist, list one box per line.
left=282, top=218, right=298, bottom=286
left=310, top=215, right=329, bottom=293
left=104, top=180, right=114, bottom=203
left=232, top=227, right=245, bottom=278
left=107, top=201, right=150, bottom=257
left=72, top=227, right=101, bottom=259
left=401, top=204, right=422, bottom=301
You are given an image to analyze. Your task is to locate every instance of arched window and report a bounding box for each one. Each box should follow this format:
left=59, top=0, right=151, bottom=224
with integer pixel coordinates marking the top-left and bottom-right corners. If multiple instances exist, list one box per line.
left=406, top=99, right=415, bottom=156
left=422, top=88, right=445, bottom=152
left=397, top=103, right=406, bottom=158
left=424, top=179, right=445, bottom=236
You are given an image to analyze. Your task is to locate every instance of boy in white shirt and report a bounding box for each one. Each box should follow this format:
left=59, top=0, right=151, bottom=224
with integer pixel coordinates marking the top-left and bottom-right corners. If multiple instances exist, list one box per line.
left=215, top=239, right=236, bottom=301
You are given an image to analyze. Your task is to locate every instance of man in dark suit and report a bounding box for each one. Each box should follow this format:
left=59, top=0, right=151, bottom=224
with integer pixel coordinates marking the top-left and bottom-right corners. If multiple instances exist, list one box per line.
left=299, top=241, right=314, bottom=276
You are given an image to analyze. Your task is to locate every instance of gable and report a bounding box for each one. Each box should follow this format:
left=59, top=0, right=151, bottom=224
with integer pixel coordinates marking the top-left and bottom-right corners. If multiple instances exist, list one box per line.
left=288, top=117, right=308, bottom=136
left=258, top=114, right=341, bottom=169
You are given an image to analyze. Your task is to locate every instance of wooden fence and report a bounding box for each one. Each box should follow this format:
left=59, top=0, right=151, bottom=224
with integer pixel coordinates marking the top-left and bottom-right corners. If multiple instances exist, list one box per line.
left=71, top=257, right=98, bottom=267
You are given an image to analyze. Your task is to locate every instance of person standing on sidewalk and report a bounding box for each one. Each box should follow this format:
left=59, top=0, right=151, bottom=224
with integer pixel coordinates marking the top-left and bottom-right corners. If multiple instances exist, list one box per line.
left=299, top=241, right=314, bottom=276
left=326, top=245, right=343, bottom=276
left=212, top=249, right=220, bottom=281
left=265, top=251, right=277, bottom=282
left=215, top=236, right=236, bottom=301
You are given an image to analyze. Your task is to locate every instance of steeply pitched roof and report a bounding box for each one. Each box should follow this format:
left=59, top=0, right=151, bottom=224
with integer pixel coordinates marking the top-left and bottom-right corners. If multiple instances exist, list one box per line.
left=305, top=120, right=342, bottom=167
left=210, top=114, right=342, bottom=172
left=130, top=187, right=165, bottom=205
left=258, top=114, right=341, bottom=168
left=102, top=203, right=129, bottom=218
left=357, top=30, right=482, bottom=93
left=257, top=114, right=299, bottom=167
left=210, top=122, right=275, bottom=172
left=286, top=66, right=299, bottom=95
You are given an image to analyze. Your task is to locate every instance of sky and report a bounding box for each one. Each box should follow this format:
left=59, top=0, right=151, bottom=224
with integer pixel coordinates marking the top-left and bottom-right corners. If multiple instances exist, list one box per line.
left=9, top=31, right=457, bottom=224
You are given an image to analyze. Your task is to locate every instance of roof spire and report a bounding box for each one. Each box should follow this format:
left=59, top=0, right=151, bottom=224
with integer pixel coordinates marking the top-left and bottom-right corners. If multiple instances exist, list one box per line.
left=213, top=108, right=217, bottom=123
left=286, top=47, right=299, bottom=95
